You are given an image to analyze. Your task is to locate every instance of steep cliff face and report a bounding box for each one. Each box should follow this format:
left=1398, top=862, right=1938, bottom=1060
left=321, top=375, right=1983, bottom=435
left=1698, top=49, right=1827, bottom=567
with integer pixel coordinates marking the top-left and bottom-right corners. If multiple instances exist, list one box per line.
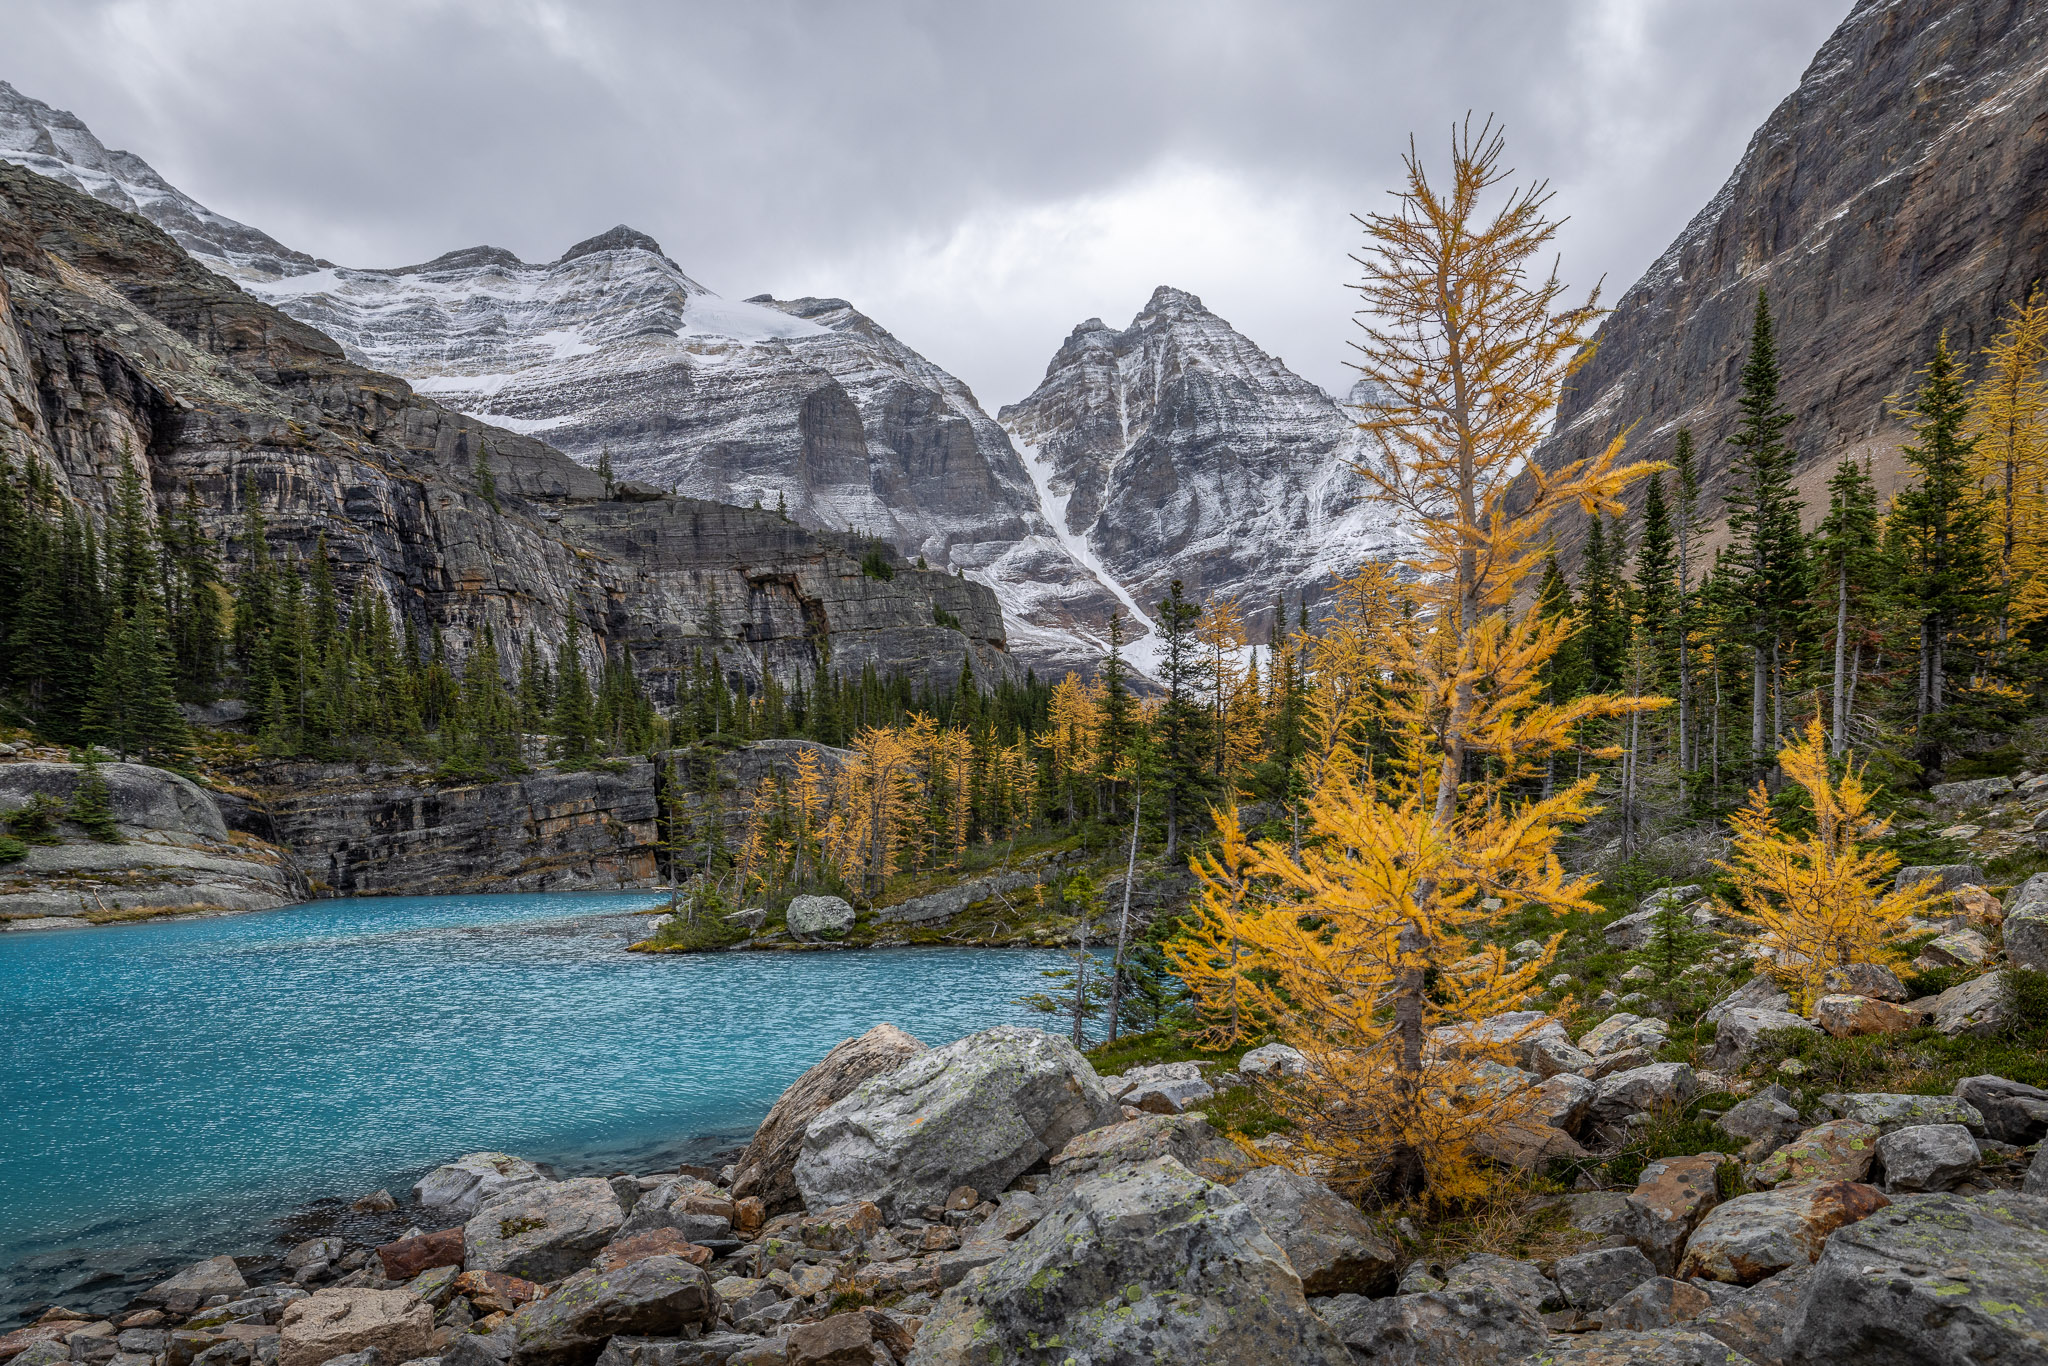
left=1537, top=0, right=2048, bottom=553
left=0, top=161, right=1009, bottom=697
left=999, top=287, right=1398, bottom=630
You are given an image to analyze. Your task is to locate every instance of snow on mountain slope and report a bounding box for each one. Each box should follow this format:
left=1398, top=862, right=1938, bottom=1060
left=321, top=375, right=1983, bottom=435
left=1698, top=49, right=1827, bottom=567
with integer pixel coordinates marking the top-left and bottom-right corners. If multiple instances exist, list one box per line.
left=1000, top=287, right=1403, bottom=635
left=0, top=80, right=318, bottom=280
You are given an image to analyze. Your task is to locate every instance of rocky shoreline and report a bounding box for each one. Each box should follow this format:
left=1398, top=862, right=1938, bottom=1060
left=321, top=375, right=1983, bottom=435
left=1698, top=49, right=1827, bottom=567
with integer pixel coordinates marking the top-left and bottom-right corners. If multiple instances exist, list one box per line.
left=6, top=1014, right=2045, bottom=1366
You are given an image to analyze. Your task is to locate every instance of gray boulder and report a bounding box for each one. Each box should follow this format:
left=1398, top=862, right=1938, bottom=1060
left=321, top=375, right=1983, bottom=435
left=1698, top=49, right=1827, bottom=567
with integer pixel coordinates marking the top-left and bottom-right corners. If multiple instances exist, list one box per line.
left=592, top=1337, right=763, bottom=1366
left=1703, top=976, right=1790, bottom=1027
left=1691, top=1264, right=1809, bottom=1366
left=1592, top=1063, right=1698, bottom=1124
left=1046, top=1112, right=1255, bottom=1188
left=1718, top=1086, right=1805, bottom=1160
left=1708, top=1007, right=1815, bottom=1069
left=1230, top=1163, right=1398, bottom=1295
left=1928, top=778, right=2012, bottom=809
left=905, top=1155, right=1350, bottom=1366
left=2028, top=1145, right=2048, bottom=1197
left=1894, top=862, right=1989, bottom=893
left=1819, top=963, right=1909, bottom=1002
left=1600, top=1278, right=1714, bottom=1332
left=1554, top=1245, right=1658, bottom=1311
left=1529, top=1032, right=1597, bottom=1078
left=1528, top=1072, right=1599, bottom=1135
left=796, top=1025, right=1120, bottom=1220
left=1533, top=1329, right=1754, bottom=1364
left=729, top=1023, right=925, bottom=1214
left=2006, top=872, right=2048, bottom=971
left=505, top=1256, right=715, bottom=1366
left=1442, top=1254, right=1560, bottom=1312
left=1679, top=1182, right=1891, bottom=1285
left=1929, top=972, right=2013, bottom=1038
left=140, top=1256, right=248, bottom=1314
left=1818, top=1091, right=1987, bottom=1137
left=1120, top=1063, right=1216, bottom=1115
left=783, top=895, right=854, bottom=938
left=1313, top=1284, right=1548, bottom=1366
left=463, top=1178, right=625, bottom=1281
left=412, top=1153, right=547, bottom=1220
left=1580, top=1013, right=1669, bottom=1057
left=1238, top=1043, right=1309, bottom=1078
left=616, top=1178, right=732, bottom=1243
left=1785, top=1191, right=2048, bottom=1365
left=0, top=760, right=229, bottom=841
left=1876, top=1123, right=1980, bottom=1193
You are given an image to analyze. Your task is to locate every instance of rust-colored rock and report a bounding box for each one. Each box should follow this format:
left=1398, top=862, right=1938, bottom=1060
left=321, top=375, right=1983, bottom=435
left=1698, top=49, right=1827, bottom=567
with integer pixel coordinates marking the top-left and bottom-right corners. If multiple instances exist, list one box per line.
left=376, top=1227, right=465, bottom=1281
left=1678, top=1181, right=1889, bottom=1285
left=1626, top=1153, right=1726, bottom=1275
left=731, top=1196, right=765, bottom=1234
left=786, top=1311, right=875, bottom=1366
left=800, top=1201, right=884, bottom=1250
left=1813, top=994, right=1921, bottom=1039
left=451, top=1270, right=542, bottom=1315
left=276, top=1289, right=431, bottom=1366
left=731, top=1024, right=927, bottom=1213
left=592, top=1228, right=711, bottom=1271
left=0, top=1325, right=69, bottom=1363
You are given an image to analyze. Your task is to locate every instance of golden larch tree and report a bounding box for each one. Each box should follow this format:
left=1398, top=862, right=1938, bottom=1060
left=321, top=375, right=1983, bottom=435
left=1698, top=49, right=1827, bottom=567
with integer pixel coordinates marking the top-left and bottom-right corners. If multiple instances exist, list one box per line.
left=1968, top=288, right=2048, bottom=635
left=1718, top=717, right=1941, bottom=1009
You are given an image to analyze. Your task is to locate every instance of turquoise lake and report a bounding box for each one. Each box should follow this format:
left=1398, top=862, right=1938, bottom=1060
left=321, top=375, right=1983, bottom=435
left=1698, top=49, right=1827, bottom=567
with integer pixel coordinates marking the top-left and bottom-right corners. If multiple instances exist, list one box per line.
left=0, top=894, right=1065, bottom=1323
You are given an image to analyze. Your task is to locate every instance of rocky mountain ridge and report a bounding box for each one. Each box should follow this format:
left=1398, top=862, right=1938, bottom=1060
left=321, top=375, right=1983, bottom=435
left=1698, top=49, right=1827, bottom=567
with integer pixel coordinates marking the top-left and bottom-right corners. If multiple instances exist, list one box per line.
left=0, top=159, right=1008, bottom=704
left=1534, top=0, right=2048, bottom=560
left=0, top=79, right=1398, bottom=671
left=1001, top=286, right=1397, bottom=635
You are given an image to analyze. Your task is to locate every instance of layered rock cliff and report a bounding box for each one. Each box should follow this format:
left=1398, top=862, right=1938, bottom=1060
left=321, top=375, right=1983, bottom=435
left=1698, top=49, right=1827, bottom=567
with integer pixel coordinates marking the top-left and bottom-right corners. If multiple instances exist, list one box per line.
left=1536, top=0, right=2048, bottom=555
left=0, top=160, right=1009, bottom=700
left=1000, top=287, right=1398, bottom=633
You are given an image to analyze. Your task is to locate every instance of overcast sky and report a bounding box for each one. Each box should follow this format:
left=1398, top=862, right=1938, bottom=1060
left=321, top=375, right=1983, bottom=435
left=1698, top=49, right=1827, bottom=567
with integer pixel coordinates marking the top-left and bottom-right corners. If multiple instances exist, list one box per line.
left=8, top=0, right=1849, bottom=408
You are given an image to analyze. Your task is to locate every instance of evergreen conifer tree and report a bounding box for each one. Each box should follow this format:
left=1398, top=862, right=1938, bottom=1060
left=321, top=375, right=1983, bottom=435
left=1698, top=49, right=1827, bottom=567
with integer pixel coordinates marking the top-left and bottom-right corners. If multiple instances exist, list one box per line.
left=474, top=441, right=498, bottom=512
left=1813, top=457, right=1884, bottom=754
left=70, top=752, right=121, bottom=842
left=1890, top=335, right=1996, bottom=744
left=1153, top=581, right=1211, bottom=862
left=552, top=619, right=596, bottom=761
left=1723, top=290, right=1808, bottom=766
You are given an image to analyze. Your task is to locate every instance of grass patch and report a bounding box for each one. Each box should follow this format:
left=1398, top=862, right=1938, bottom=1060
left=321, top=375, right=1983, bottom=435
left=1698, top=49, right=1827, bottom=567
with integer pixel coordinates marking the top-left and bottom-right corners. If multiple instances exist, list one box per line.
left=634, top=912, right=751, bottom=954
left=1400, top=1180, right=1590, bottom=1270
left=1196, top=1084, right=1292, bottom=1140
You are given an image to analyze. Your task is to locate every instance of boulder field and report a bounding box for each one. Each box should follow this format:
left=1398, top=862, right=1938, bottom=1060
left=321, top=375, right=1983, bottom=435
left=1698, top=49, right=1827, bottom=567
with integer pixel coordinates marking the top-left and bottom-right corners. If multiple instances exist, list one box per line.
left=8, top=1014, right=2045, bottom=1366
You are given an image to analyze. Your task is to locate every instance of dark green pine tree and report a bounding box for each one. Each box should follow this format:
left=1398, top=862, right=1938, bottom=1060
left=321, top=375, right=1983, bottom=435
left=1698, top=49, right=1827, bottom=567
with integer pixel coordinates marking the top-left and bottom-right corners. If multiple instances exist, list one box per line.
left=552, top=618, right=597, bottom=762
left=1579, top=515, right=1630, bottom=692
left=1095, top=613, right=1138, bottom=814
left=165, top=483, right=225, bottom=703
left=1888, top=334, right=1996, bottom=746
left=1669, top=428, right=1708, bottom=778
left=1152, top=581, right=1211, bottom=863
left=1534, top=554, right=1588, bottom=794
left=70, top=752, right=121, bottom=842
left=233, top=478, right=277, bottom=723
left=1633, top=473, right=1677, bottom=681
left=107, top=455, right=153, bottom=612
left=85, top=594, right=187, bottom=763
left=1813, top=457, right=1885, bottom=755
left=1723, top=289, right=1809, bottom=768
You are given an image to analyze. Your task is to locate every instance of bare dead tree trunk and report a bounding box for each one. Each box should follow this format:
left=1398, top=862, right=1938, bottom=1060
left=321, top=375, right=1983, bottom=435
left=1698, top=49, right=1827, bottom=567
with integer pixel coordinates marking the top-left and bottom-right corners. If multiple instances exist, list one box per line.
left=1831, top=572, right=1850, bottom=756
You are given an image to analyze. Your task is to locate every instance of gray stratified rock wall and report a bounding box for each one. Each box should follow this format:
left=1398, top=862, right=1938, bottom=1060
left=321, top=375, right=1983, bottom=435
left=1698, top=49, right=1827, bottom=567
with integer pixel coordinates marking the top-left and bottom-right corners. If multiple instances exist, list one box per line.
left=0, top=161, right=1009, bottom=701
left=1533, top=0, right=2048, bottom=562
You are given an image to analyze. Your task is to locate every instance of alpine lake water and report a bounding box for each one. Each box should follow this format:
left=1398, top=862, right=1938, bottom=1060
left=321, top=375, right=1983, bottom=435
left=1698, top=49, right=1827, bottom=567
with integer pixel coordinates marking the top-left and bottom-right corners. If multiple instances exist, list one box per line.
left=0, top=892, right=1067, bottom=1324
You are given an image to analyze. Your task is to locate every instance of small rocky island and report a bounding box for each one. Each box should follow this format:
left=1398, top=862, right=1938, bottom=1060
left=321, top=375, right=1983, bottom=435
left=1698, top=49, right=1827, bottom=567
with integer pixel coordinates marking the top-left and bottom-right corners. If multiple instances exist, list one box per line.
left=5, top=1015, right=2043, bottom=1366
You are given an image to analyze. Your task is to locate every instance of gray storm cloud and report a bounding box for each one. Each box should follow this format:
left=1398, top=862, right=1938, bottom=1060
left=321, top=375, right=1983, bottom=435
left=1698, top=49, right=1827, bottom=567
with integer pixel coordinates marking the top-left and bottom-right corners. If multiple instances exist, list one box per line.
left=4, top=0, right=1848, bottom=404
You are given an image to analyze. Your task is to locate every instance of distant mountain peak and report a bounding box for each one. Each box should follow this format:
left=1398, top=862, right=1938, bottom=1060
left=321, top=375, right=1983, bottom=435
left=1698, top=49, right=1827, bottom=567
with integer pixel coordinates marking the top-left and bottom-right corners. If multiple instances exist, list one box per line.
left=392, top=245, right=527, bottom=275
left=1142, top=285, right=1205, bottom=313
left=558, top=225, right=666, bottom=263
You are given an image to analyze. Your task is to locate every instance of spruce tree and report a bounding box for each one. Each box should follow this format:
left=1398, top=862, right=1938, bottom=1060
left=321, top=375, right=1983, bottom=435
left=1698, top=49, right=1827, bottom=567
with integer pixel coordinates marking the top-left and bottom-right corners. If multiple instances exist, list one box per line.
left=1152, top=581, right=1210, bottom=863
left=1579, top=516, right=1629, bottom=691
left=167, top=483, right=224, bottom=703
left=85, top=596, right=187, bottom=763
left=552, top=619, right=596, bottom=761
left=1890, top=335, right=1995, bottom=746
left=474, top=441, right=499, bottom=512
left=70, top=752, right=121, bottom=842
left=1723, top=290, right=1808, bottom=766
left=1669, top=429, right=1707, bottom=778
left=1634, top=472, right=1677, bottom=679
left=1096, top=613, right=1137, bottom=813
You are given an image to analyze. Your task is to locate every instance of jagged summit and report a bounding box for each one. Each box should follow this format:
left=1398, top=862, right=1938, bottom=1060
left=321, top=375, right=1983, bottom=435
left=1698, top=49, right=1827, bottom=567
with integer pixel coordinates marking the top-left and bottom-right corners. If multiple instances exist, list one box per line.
left=1000, top=289, right=1401, bottom=628
left=559, top=224, right=666, bottom=263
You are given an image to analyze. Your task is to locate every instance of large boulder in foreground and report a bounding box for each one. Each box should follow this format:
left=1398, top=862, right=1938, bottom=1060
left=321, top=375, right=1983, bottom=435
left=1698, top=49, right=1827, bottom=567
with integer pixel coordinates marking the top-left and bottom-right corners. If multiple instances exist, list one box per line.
left=1678, top=1181, right=1889, bottom=1285
left=505, top=1255, right=716, bottom=1366
left=796, top=1025, right=1120, bottom=1220
left=1048, top=1112, right=1254, bottom=1187
left=463, top=1178, right=626, bottom=1281
left=1230, top=1164, right=1398, bottom=1295
left=906, top=1155, right=1349, bottom=1366
left=277, top=1289, right=432, bottom=1366
left=1785, top=1191, right=2048, bottom=1365
left=731, top=1024, right=926, bottom=1214
left=139, top=1256, right=247, bottom=1314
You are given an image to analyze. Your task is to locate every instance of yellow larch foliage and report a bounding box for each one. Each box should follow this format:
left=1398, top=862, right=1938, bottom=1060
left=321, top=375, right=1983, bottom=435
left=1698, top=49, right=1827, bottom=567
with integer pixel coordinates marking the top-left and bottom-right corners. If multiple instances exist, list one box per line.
left=1197, top=595, right=1246, bottom=775
left=1040, top=671, right=1101, bottom=818
left=1717, top=717, right=1941, bottom=1010
left=1175, top=121, right=1663, bottom=1204
left=1968, top=289, right=2048, bottom=631
left=1225, top=655, right=1269, bottom=778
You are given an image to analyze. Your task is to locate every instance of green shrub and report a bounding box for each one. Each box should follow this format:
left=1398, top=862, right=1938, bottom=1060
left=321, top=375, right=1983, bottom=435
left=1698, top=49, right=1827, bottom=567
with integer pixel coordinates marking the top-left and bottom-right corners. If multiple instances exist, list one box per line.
left=70, top=758, right=121, bottom=843
left=0, top=835, right=25, bottom=864
left=859, top=542, right=896, bottom=581
left=5, top=794, right=66, bottom=844
left=2003, top=968, right=2048, bottom=1035
left=932, top=606, right=962, bottom=630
